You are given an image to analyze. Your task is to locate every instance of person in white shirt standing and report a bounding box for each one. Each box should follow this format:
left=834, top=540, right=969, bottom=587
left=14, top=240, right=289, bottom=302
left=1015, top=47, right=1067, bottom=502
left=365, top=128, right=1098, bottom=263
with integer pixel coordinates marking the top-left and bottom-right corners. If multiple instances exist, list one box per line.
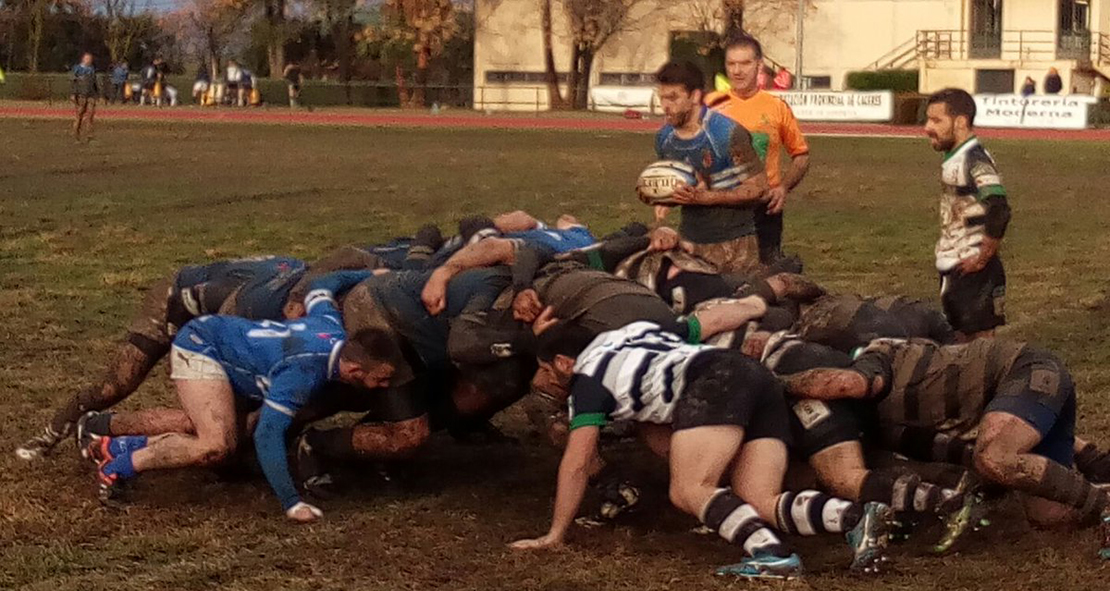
left=923, top=88, right=1011, bottom=341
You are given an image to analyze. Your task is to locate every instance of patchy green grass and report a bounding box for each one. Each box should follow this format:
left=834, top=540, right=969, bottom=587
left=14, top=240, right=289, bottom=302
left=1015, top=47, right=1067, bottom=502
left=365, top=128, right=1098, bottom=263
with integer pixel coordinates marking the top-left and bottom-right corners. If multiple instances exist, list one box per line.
left=2, top=119, right=1110, bottom=590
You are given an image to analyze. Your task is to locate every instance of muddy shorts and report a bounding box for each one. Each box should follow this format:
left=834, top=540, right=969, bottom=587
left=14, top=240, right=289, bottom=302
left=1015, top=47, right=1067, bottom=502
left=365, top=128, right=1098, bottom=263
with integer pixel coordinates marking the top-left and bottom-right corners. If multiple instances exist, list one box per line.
left=939, top=255, right=1006, bottom=334
left=672, top=349, right=791, bottom=445
left=985, top=346, right=1076, bottom=467
left=788, top=398, right=868, bottom=459
left=686, top=235, right=761, bottom=275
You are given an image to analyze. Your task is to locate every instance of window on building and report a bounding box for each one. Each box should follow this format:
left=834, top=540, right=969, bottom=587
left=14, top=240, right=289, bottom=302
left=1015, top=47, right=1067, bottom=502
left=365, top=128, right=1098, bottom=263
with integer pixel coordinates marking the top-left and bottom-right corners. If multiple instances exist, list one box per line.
left=484, top=71, right=567, bottom=84
left=1060, top=0, right=1090, bottom=33
left=598, top=73, right=656, bottom=86
left=975, top=69, right=1015, bottom=94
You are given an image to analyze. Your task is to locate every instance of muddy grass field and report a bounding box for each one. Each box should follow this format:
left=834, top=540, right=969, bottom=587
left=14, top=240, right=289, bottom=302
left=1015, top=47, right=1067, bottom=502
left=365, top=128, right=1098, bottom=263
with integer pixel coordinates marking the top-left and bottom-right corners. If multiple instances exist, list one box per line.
left=2, top=119, right=1110, bottom=590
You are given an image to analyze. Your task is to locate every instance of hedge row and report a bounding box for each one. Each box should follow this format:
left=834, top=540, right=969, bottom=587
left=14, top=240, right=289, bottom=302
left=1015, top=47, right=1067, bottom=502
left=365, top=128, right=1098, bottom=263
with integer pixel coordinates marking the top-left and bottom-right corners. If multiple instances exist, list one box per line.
left=845, top=70, right=920, bottom=93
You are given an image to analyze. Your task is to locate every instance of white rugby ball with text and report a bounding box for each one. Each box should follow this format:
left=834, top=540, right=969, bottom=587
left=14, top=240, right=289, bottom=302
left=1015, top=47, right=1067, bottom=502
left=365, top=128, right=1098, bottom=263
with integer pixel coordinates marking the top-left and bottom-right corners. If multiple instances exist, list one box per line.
left=637, top=160, right=697, bottom=205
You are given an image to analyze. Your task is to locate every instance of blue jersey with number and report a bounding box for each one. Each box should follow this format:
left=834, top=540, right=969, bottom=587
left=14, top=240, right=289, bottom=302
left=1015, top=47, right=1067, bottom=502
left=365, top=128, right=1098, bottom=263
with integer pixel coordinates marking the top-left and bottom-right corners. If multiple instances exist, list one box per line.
left=171, top=272, right=361, bottom=511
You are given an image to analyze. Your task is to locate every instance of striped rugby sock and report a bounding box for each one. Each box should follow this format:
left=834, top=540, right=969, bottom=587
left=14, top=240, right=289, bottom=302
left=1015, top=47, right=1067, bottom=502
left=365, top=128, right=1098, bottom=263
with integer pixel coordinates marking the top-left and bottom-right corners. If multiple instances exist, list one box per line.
left=774, top=490, right=863, bottom=535
left=701, top=488, right=790, bottom=558
left=860, top=469, right=959, bottom=514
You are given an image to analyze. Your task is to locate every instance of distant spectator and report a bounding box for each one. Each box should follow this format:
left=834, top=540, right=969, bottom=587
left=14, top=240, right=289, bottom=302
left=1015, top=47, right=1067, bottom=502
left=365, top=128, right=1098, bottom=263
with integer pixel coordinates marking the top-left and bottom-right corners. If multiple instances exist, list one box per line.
left=226, top=60, right=242, bottom=105
left=152, top=58, right=167, bottom=106
left=772, top=68, right=793, bottom=90
left=1020, top=77, right=1036, bottom=96
left=1044, top=68, right=1062, bottom=94
left=283, top=61, right=303, bottom=108
left=163, top=84, right=179, bottom=107
left=193, top=65, right=211, bottom=104
left=71, top=52, right=98, bottom=142
left=140, top=61, right=158, bottom=105
left=239, top=67, right=255, bottom=107
left=110, top=62, right=129, bottom=103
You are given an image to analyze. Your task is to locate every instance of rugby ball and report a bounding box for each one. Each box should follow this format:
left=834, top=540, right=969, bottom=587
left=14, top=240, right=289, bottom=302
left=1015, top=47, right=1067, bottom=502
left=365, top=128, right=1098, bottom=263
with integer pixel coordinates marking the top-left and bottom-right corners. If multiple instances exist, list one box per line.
left=636, top=160, right=697, bottom=205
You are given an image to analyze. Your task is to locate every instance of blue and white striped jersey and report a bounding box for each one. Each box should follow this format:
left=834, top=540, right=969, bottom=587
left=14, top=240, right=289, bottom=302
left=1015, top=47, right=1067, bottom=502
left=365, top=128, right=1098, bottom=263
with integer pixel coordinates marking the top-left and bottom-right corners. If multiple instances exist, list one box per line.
left=568, top=321, right=713, bottom=430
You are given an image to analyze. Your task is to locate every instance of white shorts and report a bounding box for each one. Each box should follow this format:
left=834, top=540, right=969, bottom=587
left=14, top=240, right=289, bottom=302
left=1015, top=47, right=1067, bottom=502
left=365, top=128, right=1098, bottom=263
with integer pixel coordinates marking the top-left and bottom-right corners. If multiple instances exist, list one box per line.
left=170, top=345, right=228, bottom=381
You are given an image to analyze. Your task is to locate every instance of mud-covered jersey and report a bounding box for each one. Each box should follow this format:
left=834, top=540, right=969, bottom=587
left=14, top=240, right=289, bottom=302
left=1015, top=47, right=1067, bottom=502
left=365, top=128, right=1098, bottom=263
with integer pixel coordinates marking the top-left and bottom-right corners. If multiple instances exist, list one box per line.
left=851, top=338, right=1026, bottom=437
left=758, top=332, right=853, bottom=375
left=567, top=322, right=713, bottom=430
left=870, top=295, right=956, bottom=344
left=936, top=136, right=1007, bottom=272
left=168, top=256, right=305, bottom=331
left=531, top=262, right=660, bottom=324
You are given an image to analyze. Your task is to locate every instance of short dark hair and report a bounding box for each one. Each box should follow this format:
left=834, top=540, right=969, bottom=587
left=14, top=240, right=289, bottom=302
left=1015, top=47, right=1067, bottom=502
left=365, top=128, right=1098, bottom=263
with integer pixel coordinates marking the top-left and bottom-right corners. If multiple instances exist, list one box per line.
left=655, top=61, right=705, bottom=94
left=724, top=34, right=764, bottom=60
left=927, top=88, right=977, bottom=127
left=536, top=322, right=597, bottom=362
left=342, top=327, right=403, bottom=368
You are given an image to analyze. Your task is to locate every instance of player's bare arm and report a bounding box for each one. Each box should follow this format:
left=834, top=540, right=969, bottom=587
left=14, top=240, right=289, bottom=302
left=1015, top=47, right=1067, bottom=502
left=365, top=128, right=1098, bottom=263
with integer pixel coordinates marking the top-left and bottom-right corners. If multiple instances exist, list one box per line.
left=422, top=237, right=518, bottom=314
left=510, top=425, right=600, bottom=550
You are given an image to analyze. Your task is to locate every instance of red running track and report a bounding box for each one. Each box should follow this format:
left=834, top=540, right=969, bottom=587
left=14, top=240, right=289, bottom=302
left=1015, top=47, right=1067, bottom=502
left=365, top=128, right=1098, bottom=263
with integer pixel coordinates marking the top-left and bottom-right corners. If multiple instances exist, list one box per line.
left=3, top=103, right=1109, bottom=141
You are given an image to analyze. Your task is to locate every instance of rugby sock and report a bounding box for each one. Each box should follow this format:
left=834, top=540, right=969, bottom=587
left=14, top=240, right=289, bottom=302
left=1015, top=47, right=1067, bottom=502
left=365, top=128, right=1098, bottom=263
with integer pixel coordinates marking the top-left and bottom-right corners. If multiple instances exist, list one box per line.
left=102, top=450, right=138, bottom=480
left=1033, top=461, right=1108, bottom=522
left=701, top=489, right=790, bottom=558
left=83, top=412, right=114, bottom=437
left=1075, top=442, right=1110, bottom=483
left=860, top=469, right=959, bottom=514
left=107, top=435, right=148, bottom=457
left=888, top=426, right=974, bottom=467
left=774, top=490, right=863, bottom=535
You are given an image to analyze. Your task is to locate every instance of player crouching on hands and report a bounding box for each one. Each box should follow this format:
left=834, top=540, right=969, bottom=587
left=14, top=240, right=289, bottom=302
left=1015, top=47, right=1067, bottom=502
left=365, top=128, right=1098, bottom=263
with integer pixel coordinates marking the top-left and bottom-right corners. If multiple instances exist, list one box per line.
left=510, top=321, right=894, bottom=579
left=80, top=271, right=400, bottom=523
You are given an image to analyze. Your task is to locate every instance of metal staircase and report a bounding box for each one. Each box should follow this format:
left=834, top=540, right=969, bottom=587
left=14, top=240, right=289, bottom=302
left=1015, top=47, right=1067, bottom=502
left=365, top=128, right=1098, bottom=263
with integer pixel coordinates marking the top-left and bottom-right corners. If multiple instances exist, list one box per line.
left=865, top=36, right=920, bottom=71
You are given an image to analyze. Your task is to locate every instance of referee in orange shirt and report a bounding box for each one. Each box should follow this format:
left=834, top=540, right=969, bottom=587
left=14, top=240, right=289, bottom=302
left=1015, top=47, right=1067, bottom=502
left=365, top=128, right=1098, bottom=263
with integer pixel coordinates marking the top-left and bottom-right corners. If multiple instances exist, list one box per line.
left=706, top=35, right=810, bottom=265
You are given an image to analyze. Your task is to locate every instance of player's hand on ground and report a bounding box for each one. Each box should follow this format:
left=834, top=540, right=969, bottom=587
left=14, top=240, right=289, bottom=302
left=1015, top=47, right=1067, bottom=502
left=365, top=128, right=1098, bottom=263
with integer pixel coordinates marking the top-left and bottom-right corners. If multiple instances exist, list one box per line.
left=532, top=306, right=559, bottom=336
left=766, top=186, right=788, bottom=214
left=509, top=533, right=563, bottom=550
left=654, top=205, right=671, bottom=222
left=286, top=501, right=323, bottom=523
left=421, top=268, right=451, bottom=315
left=649, top=227, right=680, bottom=252
left=512, top=289, right=543, bottom=322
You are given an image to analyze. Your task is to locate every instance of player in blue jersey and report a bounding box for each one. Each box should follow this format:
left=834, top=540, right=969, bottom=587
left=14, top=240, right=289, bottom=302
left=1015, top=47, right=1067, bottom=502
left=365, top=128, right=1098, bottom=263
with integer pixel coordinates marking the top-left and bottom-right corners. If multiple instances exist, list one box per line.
left=17, top=246, right=388, bottom=461
left=649, top=62, right=769, bottom=274
left=16, top=256, right=305, bottom=461
left=359, top=212, right=596, bottom=274
left=71, top=52, right=99, bottom=142
left=81, top=271, right=401, bottom=522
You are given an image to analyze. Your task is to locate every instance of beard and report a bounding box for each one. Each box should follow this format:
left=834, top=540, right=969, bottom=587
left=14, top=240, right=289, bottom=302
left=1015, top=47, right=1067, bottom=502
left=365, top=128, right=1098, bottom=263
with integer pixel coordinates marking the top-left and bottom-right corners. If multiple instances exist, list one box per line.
left=667, top=108, right=692, bottom=128
left=929, top=133, right=956, bottom=152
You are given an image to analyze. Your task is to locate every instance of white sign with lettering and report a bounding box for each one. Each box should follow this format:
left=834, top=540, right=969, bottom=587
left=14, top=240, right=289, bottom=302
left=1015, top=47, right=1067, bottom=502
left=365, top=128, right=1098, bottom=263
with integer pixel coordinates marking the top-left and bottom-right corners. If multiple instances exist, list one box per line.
left=770, top=91, right=894, bottom=122
left=973, top=94, right=1096, bottom=129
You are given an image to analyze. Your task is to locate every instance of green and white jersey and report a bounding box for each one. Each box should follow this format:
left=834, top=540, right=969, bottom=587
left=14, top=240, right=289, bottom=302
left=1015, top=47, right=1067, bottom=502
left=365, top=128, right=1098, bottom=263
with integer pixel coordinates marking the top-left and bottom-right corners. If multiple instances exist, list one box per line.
left=936, top=136, right=1007, bottom=272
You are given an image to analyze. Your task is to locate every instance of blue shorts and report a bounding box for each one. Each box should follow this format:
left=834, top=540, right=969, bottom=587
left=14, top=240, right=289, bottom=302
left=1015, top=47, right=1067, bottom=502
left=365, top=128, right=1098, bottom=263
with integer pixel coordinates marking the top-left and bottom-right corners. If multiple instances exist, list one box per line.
left=984, top=347, right=1075, bottom=467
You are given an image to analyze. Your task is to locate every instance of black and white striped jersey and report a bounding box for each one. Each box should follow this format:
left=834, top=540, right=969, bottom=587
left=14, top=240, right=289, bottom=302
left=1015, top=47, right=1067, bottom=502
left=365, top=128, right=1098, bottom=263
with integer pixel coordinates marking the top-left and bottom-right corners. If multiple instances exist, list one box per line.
left=568, top=321, right=713, bottom=430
